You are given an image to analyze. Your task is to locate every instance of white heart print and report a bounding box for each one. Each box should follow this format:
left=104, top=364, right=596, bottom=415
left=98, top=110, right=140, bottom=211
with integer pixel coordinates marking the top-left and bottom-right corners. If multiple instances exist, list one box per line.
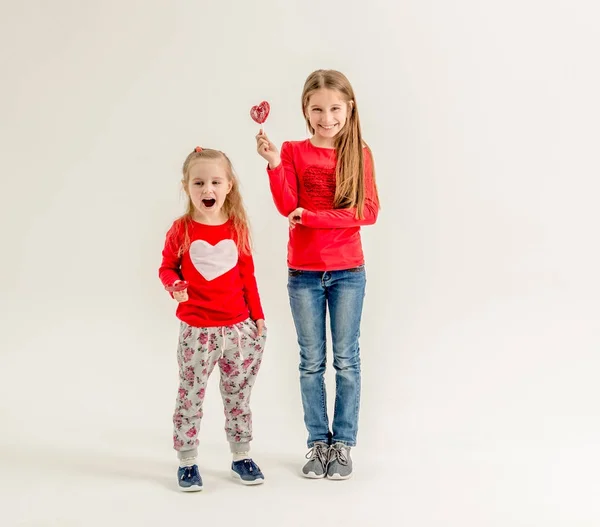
left=189, top=239, right=238, bottom=281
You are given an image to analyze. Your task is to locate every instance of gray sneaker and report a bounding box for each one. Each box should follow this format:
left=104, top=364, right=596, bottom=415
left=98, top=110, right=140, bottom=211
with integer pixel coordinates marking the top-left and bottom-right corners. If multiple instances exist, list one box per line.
left=327, top=443, right=352, bottom=479
left=302, top=442, right=329, bottom=478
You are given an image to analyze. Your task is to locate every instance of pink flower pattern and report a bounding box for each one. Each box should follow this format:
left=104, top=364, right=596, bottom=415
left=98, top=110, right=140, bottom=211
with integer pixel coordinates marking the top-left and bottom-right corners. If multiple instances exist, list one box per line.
left=185, top=426, right=197, bottom=438
left=172, top=319, right=266, bottom=452
left=242, top=358, right=253, bottom=370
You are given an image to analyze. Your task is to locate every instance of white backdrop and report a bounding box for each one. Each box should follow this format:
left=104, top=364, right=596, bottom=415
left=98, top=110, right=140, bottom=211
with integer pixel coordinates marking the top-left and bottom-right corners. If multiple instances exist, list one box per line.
left=1, top=1, right=599, bottom=526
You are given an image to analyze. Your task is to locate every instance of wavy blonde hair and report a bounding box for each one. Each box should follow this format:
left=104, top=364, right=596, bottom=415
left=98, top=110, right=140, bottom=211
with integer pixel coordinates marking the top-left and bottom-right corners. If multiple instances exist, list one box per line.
left=302, top=69, right=380, bottom=218
left=174, top=148, right=251, bottom=256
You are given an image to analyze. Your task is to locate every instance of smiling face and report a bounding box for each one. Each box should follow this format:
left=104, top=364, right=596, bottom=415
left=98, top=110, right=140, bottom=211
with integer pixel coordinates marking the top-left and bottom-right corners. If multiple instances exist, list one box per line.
left=184, top=159, right=232, bottom=224
left=305, top=88, right=351, bottom=147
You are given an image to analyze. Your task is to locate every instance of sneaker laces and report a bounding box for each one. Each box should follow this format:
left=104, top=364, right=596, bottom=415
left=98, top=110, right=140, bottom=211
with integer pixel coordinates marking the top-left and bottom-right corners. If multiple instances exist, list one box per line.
left=180, top=466, right=196, bottom=480
left=306, top=443, right=329, bottom=466
left=241, top=459, right=256, bottom=472
left=329, top=444, right=349, bottom=466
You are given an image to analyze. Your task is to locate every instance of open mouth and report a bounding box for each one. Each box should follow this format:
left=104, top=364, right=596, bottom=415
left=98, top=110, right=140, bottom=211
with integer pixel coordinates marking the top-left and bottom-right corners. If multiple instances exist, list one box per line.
left=319, top=124, right=338, bottom=131
left=202, top=199, right=216, bottom=208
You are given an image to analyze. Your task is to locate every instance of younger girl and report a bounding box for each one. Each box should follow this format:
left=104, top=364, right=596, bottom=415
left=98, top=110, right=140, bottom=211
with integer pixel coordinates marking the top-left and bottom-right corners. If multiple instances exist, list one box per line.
left=159, top=147, right=267, bottom=491
left=255, top=70, right=380, bottom=480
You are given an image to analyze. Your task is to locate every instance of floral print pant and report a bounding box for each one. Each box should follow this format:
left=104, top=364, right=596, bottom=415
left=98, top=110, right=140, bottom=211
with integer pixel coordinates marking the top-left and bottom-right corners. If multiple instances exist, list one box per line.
left=172, top=318, right=266, bottom=455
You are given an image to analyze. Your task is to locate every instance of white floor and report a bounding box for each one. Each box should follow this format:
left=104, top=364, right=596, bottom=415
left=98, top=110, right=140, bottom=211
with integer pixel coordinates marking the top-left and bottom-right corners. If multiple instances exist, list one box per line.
left=2, top=438, right=598, bottom=527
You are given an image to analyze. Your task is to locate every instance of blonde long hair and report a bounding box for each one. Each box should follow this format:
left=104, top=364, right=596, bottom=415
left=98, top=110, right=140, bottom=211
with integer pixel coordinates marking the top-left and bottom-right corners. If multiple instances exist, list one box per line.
left=302, top=69, right=380, bottom=218
left=174, top=148, right=251, bottom=256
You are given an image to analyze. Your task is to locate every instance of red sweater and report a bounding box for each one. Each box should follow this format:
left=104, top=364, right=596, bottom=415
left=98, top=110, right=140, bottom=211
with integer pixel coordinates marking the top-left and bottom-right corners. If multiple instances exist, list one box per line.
left=158, top=218, right=264, bottom=328
left=267, top=139, right=379, bottom=271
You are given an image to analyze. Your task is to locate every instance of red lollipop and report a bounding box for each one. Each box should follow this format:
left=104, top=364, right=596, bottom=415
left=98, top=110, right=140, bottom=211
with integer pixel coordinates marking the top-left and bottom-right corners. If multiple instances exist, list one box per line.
left=165, top=280, right=189, bottom=292
left=250, top=101, right=270, bottom=132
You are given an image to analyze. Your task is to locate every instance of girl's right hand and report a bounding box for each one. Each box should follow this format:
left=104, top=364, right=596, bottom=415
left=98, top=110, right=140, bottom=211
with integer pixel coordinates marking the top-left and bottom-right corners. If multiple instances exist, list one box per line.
left=255, top=130, right=281, bottom=168
left=172, top=281, right=189, bottom=303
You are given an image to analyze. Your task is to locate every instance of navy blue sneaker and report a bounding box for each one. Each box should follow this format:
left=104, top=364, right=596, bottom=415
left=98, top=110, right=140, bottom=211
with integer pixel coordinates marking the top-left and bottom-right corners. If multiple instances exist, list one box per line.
left=231, top=459, right=265, bottom=485
left=178, top=464, right=203, bottom=491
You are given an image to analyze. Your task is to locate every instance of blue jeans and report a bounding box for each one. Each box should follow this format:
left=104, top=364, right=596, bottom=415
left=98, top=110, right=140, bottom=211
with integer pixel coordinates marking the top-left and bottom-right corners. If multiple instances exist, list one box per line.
left=287, top=266, right=366, bottom=448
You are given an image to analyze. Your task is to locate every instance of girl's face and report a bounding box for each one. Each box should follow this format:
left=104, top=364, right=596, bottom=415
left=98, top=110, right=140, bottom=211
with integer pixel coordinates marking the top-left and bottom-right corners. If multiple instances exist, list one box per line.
left=185, top=159, right=232, bottom=223
left=306, top=88, right=351, bottom=145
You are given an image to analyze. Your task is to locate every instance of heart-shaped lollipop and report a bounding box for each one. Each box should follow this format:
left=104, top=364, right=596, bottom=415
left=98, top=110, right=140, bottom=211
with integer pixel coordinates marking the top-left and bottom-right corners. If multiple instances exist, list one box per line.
left=250, top=101, right=270, bottom=129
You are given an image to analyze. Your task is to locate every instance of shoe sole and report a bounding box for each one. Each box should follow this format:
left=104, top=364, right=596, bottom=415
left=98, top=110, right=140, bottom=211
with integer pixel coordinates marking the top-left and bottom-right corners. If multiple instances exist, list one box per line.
left=179, top=484, right=203, bottom=492
left=302, top=470, right=326, bottom=479
left=327, top=472, right=352, bottom=480
left=231, top=470, right=265, bottom=485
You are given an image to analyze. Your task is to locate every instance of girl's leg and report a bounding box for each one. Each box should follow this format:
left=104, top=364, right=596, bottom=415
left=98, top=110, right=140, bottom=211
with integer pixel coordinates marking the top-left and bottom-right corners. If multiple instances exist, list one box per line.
left=287, top=269, right=329, bottom=447
left=219, top=319, right=267, bottom=485
left=173, top=323, right=220, bottom=465
left=218, top=318, right=266, bottom=455
left=327, top=266, right=366, bottom=447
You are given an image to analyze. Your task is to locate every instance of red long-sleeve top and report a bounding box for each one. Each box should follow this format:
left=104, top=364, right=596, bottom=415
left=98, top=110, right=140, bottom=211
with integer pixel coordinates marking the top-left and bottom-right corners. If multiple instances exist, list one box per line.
left=266, top=139, right=379, bottom=270
left=158, top=218, right=264, bottom=328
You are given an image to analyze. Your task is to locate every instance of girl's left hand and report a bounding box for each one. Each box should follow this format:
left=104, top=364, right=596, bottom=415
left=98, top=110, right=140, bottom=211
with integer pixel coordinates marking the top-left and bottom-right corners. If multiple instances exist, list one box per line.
left=255, top=319, right=266, bottom=338
left=288, top=207, right=305, bottom=229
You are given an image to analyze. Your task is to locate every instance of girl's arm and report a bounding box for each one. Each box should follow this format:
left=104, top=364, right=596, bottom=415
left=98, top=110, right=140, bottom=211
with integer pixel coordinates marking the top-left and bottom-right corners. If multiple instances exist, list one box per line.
left=238, top=250, right=265, bottom=322
left=158, top=224, right=183, bottom=287
left=266, top=142, right=299, bottom=217
left=301, top=150, right=379, bottom=228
